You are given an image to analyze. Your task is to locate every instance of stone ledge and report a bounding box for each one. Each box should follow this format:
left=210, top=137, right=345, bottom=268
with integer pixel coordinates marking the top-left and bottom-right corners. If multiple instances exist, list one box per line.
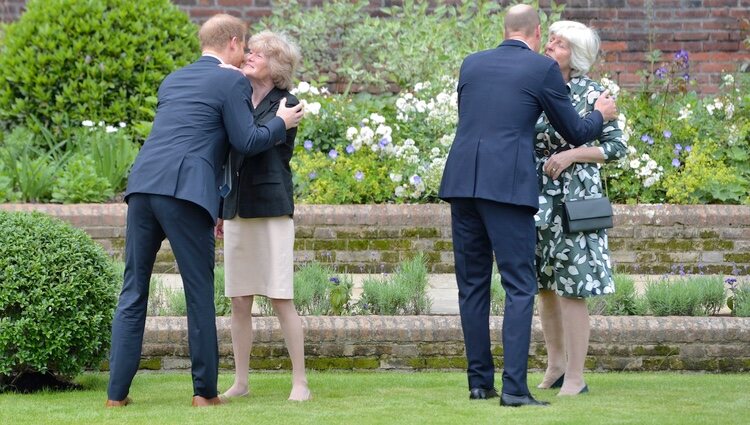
left=133, top=315, right=750, bottom=372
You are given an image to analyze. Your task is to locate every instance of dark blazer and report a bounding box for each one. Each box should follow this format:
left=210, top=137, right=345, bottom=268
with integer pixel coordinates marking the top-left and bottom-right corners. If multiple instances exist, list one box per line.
left=125, top=56, right=287, bottom=222
left=438, top=40, right=604, bottom=210
left=221, top=87, right=298, bottom=219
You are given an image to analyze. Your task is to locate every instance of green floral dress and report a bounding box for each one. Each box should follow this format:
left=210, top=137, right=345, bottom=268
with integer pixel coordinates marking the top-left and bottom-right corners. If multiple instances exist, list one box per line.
left=533, top=76, right=627, bottom=298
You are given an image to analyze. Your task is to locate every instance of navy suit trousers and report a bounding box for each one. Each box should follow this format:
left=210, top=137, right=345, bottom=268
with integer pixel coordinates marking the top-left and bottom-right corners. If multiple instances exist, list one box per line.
left=108, top=194, right=218, bottom=400
left=449, top=198, right=537, bottom=396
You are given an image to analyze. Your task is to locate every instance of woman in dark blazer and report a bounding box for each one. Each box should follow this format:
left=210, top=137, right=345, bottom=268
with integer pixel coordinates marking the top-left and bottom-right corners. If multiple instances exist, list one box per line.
left=218, top=31, right=310, bottom=402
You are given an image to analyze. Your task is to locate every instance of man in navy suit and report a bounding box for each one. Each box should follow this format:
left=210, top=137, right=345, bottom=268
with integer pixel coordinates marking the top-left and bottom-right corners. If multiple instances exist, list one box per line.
left=438, top=4, right=618, bottom=407
left=106, top=14, right=303, bottom=408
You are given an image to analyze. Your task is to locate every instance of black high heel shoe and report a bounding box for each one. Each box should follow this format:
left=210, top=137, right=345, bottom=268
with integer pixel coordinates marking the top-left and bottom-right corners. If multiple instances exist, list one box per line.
left=549, top=375, right=564, bottom=389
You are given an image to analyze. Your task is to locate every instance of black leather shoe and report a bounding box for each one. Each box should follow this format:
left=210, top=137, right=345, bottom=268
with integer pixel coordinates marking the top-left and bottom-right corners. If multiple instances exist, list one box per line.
left=500, top=393, right=550, bottom=407
left=469, top=387, right=499, bottom=400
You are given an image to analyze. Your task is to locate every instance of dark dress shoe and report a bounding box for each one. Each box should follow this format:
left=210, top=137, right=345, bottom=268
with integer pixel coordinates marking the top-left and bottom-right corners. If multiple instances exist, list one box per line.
left=469, top=387, right=499, bottom=399
left=500, top=393, right=550, bottom=407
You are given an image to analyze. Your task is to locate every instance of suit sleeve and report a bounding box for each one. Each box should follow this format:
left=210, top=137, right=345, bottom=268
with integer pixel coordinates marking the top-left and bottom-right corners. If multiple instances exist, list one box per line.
left=222, top=77, right=287, bottom=155
left=537, top=62, right=604, bottom=146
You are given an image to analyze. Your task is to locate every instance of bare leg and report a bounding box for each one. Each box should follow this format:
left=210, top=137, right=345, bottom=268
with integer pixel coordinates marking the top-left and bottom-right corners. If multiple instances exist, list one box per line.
left=558, top=297, right=590, bottom=395
left=537, top=289, right=566, bottom=389
left=271, top=298, right=311, bottom=401
left=224, top=295, right=254, bottom=397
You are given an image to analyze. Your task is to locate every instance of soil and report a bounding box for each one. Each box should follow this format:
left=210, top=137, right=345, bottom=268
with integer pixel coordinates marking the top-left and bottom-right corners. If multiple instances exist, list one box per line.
left=2, top=372, right=82, bottom=394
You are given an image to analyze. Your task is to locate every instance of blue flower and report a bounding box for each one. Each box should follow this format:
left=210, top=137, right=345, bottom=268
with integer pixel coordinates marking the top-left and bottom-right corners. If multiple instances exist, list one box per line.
left=671, top=158, right=681, bottom=167
left=354, top=171, right=364, bottom=181
left=308, top=171, right=317, bottom=179
left=674, top=49, right=689, bottom=65
left=684, top=145, right=692, bottom=152
left=640, top=134, right=654, bottom=145
left=673, top=144, right=682, bottom=155
left=378, top=137, right=390, bottom=148
left=655, top=67, right=667, bottom=79
left=328, top=149, right=338, bottom=159
left=346, top=144, right=355, bottom=154
left=329, top=277, right=340, bottom=285
left=410, top=175, right=422, bottom=185
left=303, top=140, right=313, bottom=150
left=663, top=130, right=672, bottom=138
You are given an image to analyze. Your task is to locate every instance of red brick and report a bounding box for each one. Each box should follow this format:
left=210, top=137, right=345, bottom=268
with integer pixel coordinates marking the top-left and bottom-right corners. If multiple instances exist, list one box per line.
left=705, top=0, right=742, bottom=6
left=674, top=32, right=711, bottom=41
left=697, top=62, right=737, bottom=73
left=601, top=41, right=628, bottom=52
left=703, top=41, right=742, bottom=50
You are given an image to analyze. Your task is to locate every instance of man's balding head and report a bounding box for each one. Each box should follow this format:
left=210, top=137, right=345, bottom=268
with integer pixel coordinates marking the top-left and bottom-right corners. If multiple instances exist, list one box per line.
left=504, top=4, right=540, bottom=38
left=199, top=14, right=247, bottom=52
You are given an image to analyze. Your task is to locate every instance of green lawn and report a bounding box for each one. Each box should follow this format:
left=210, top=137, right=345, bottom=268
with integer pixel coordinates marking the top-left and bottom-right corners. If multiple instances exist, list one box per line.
left=1, top=371, right=748, bottom=425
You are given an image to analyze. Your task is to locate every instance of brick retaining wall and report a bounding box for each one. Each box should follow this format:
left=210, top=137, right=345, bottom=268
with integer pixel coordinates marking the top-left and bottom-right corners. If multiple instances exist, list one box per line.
left=130, top=315, right=750, bottom=372
left=1, top=1, right=748, bottom=94
left=1, top=204, right=749, bottom=275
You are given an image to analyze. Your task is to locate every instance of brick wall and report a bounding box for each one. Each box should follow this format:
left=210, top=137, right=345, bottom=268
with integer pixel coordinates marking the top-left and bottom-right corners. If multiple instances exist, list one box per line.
left=2, top=204, right=749, bottom=275
left=1, top=1, right=748, bottom=94
left=129, top=315, right=750, bottom=372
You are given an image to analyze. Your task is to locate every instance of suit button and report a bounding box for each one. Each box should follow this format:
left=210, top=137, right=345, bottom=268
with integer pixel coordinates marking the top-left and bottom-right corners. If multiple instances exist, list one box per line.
left=543, top=149, right=550, bottom=156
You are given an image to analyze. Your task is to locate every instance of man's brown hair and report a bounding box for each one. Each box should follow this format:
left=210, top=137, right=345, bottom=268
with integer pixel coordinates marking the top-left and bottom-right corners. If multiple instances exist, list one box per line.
left=198, top=14, right=247, bottom=51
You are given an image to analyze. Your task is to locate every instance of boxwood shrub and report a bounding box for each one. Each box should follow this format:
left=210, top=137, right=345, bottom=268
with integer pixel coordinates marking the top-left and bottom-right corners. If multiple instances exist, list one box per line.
left=0, top=0, right=198, bottom=136
left=0, top=211, right=119, bottom=390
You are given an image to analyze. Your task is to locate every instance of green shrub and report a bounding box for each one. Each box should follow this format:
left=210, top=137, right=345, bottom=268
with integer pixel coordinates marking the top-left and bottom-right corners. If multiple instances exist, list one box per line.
left=644, top=276, right=726, bottom=316
left=258, top=0, right=561, bottom=92
left=729, top=282, right=750, bottom=317
left=0, top=0, right=198, bottom=137
left=51, top=154, right=114, bottom=203
left=292, top=262, right=335, bottom=315
left=588, top=275, right=647, bottom=316
left=0, top=126, right=63, bottom=202
left=213, top=266, right=231, bottom=317
left=358, top=253, right=431, bottom=315
left=0, top=211, right=118, bottom=389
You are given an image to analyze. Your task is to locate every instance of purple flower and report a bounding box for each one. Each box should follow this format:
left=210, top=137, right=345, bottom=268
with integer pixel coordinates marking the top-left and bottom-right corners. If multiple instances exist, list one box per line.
left=674, top=144, right=682, bottom=155
left=640, top=134, right=654, bottom=145
left=329, top=276, right=340, bottom=285
left=303, top=140, right=313, bottom=150
left=663, top=130, right=672, bottom=138
left=684, top=145, right=692, bottom=152
left=682, top=73, right=690, bottom=81
left=378, top=137, right=390, bottom=148
left=410, top=175, right=422, bottom=185
left=725, top=277, right=737, bottom=286
left=674, top=49, right=689, bottom=65
left=354, top=171, right=364, bottom=181
left=308, top=171, right=317, bottom=179
left=328, top=149, right=338, bottom=159
left=655, top=67, right=667, bottom=79
left=671, top=158, right=681, bottom=167
left=346, top=144, right=355, bottom=154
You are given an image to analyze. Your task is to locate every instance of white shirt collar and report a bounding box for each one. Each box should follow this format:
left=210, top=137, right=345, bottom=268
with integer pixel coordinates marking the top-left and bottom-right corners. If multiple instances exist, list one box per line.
left=201, top=53, right=224, bottom=64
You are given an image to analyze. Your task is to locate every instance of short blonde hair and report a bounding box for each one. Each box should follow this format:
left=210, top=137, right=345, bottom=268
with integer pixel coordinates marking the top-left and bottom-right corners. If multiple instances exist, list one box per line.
left=199, top=14, right=247, bottom=52
left=247, top=31, right=301, bottom=91
left=549, top=20, right=600, bottom=78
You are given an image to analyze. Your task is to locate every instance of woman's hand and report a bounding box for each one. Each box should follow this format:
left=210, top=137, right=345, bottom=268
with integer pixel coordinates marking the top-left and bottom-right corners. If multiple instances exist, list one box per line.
left=543, top=149, right=576, bottom=180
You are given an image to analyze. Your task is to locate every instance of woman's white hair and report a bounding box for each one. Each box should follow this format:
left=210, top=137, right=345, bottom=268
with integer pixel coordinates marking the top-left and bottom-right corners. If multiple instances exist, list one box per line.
left=549, top=20, right=600, bottom=78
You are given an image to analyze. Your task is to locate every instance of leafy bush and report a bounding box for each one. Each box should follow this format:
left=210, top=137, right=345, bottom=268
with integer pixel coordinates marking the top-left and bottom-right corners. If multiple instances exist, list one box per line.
left=588, top=275, right=647, bottom=316
left=0, top=0, right=198, bottom=137
left=490, top=266, right=505, bottom=316
left=51, top=154, right=113, bottom=203
left=0, top=211, right=118, bottom=389
left=0, top=126, right=63, bottom=202
left=728, top=282, right=750, bottom=317
left=213, top=266, right=231, bottom=317
left=291, top=262, right=336, bottom=315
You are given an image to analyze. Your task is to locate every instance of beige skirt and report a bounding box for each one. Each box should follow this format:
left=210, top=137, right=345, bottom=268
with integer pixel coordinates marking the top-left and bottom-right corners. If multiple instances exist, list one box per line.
left=223, top=216, right=294, bottom=299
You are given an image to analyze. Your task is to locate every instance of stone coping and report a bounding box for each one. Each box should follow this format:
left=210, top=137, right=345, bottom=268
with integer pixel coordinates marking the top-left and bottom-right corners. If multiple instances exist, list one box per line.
left=3, top=203, right=750, bottom=227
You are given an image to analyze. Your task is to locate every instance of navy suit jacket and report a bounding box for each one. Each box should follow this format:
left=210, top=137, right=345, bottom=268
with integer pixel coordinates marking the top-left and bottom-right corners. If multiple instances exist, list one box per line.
left=438, top=40, right=604, bottom=210
left=125, top=56, right=287, bottom=222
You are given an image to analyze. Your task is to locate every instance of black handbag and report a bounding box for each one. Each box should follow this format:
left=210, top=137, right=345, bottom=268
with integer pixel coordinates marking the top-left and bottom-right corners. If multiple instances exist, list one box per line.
left=561, top=196, right=614, bottom=233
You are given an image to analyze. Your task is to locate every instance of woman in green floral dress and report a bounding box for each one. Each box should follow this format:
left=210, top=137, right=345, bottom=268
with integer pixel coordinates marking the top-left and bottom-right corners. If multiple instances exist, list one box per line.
left=533, top=21, right=627, bottom=396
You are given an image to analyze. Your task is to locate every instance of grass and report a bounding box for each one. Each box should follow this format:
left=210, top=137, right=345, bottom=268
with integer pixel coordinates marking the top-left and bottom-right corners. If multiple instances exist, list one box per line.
left=1, top=371, right=748, bottom=425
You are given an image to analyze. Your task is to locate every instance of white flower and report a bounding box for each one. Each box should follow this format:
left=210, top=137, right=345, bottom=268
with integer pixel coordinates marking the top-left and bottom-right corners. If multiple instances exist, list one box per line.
left=346, top=127, right=358, bottom=140
left=370, top=113, right=385, bottom=124
left=629, top=159, right=640, bottom=169
left=644, top=176, right=657, bottom=188
left=722, top=74, right=734, bottom=85
left=705, top=104, right=715, bottom=115
left=295, top=81, right=311, bottom=94
left=105, top=125, right=118, bottom=133
left=677, top=104, right=693, bottom=120
left=395, top=186, right=406, bottom=197
left=81, top=120, right=94, bottom=127
left=118, top=122, right=127, bottom=128
left=304, top=101, right=321, bottom=115
left=389, top=173, right=403, bottom=183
